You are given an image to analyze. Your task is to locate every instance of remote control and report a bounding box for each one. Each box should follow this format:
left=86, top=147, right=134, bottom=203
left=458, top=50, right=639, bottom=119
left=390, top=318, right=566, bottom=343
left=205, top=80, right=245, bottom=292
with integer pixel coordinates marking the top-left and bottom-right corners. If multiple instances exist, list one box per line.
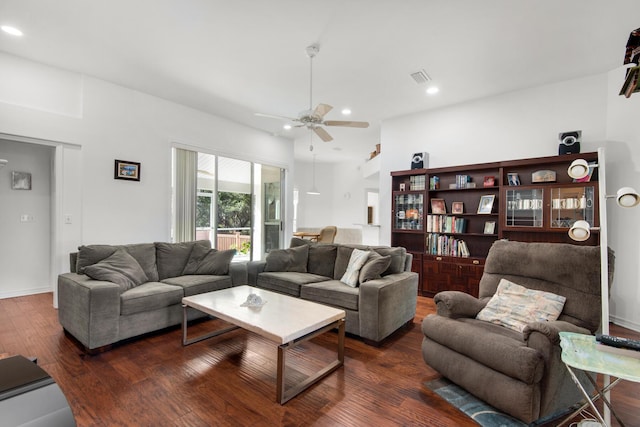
left=595, top=334, right=640, bottom=351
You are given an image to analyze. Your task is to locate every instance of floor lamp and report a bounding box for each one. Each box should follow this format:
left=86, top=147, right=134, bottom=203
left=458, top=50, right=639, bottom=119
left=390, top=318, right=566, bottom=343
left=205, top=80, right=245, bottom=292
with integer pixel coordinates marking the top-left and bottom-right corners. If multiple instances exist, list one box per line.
left=567, top=146, right=640, bottom=426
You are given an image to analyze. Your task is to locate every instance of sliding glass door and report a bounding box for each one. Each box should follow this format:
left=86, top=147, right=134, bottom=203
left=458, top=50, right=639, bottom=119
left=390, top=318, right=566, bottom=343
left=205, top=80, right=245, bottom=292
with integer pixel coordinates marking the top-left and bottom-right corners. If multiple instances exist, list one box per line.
left=173, top=147, right=284, bottom=261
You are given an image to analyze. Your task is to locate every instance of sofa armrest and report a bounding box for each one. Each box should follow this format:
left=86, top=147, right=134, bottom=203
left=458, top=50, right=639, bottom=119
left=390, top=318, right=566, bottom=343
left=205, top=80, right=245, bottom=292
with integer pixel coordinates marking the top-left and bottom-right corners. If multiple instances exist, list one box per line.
left=247, top=261, right=266, bottom=286
left=358, top=271, right=418, bottom=343
left=229, top=262, right=248, bottom=285
left=57, top=273, right=121, bottom=350
left=523, top=320, right=591, bottom=346
left=434, top=291, right=487, bottom=319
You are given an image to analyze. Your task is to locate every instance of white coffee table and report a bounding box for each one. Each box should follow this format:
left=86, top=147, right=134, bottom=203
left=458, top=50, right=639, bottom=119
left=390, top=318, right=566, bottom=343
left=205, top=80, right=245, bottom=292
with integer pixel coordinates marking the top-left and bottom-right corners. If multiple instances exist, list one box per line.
left=181, top=285, right=346, bottom=404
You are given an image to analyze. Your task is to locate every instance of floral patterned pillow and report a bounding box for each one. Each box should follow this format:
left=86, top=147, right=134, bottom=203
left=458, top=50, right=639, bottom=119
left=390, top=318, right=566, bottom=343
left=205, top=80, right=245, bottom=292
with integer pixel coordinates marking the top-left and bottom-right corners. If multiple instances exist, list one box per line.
left=476, top=279, right=566, bottom=332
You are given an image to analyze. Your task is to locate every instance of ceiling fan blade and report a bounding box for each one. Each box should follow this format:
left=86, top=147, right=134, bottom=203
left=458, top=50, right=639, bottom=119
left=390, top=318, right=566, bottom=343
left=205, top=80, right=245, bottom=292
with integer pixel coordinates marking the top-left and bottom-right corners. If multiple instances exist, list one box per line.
left=313, top=126, right=333, bottom=142
left=313, top=104, right=333, bottom=118
left=324, top=120, right=370, bottom=128
left=254, top=112, right=297, bottom=121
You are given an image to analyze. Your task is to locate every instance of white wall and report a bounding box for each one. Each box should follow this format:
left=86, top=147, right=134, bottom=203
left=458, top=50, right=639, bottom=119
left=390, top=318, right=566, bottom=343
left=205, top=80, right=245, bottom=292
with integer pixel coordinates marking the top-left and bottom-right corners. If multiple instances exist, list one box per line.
left=379, top=71, right=640, bottom=331
left=0, top=140, right=53, bottom=298
left=294, top=157, right=378, bottom=243
left=605, top=65, right=640, bottom=331
left=0, top=53, right=295, bottom=302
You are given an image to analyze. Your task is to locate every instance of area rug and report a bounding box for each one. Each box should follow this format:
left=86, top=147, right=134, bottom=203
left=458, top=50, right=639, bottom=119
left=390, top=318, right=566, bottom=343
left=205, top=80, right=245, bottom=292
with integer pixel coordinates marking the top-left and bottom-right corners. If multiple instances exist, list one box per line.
left=425, top=378, right=570, bottom=427
left=426, top=378, right=526, bottom=426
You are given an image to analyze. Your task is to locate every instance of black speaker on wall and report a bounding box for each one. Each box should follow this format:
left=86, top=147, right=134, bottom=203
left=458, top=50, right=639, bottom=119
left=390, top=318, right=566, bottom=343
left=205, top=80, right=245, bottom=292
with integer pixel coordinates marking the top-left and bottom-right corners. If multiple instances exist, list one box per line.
left=411, top=152, right=428, bottom=169
left=558, top=131, right=581, bottom=155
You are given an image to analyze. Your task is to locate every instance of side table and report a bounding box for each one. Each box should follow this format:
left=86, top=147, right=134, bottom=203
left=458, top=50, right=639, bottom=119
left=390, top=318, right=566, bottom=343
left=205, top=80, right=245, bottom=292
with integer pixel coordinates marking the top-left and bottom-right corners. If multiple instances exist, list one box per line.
left=558, top=332, right=640, bottom=427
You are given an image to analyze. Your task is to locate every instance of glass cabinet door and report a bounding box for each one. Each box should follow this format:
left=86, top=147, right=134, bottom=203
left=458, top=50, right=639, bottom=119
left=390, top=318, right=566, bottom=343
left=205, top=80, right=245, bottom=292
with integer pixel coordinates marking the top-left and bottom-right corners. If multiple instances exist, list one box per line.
left=550, top=186, right=595, bottom=229
left=505, top=188, right=543, bottom=227
left=394, top=193, right=423, bottom=230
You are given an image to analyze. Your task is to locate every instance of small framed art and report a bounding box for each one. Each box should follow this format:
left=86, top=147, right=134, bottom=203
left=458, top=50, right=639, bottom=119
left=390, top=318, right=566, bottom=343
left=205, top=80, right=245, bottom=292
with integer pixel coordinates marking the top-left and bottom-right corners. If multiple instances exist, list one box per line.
left=431, top=198, right=446, bottom=214
left=399, top=183, right=406, bottom=191
left=477, top=195, right=495, bottom=214
left=451, top=202, right=464, bottom=214
left=507, top=172, right=520, bottom=186
left=114, top=159, right=141, bottom=181
left=483, top=176, right=495, bottom=187
left=484, top=221, right=496, bottom=234
left=11, top=171, right=32, bottom=190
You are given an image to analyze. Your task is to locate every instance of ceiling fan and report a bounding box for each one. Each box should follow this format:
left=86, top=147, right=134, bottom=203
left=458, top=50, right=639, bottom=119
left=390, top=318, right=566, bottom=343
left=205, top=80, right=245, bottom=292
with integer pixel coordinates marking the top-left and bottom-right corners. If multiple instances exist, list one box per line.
left=255, top=43, right=369, bottom=143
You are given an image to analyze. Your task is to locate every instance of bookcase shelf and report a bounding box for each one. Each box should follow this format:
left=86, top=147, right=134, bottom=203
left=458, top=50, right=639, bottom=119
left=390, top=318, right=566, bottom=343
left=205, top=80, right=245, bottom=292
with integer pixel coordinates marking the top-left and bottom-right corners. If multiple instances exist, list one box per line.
left=391, top=151, right=600, bottom=297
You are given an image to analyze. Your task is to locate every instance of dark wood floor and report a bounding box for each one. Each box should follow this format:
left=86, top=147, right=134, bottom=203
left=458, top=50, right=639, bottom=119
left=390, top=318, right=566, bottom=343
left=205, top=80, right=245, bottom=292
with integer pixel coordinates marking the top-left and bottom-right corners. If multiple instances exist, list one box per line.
left=1, top=293, right=638, bottom=427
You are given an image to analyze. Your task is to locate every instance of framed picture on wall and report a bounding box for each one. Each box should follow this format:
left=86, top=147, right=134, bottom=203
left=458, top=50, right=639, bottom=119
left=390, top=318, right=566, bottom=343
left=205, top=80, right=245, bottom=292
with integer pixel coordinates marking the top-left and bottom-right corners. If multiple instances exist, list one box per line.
left=114, top=159, right=141, bottom=181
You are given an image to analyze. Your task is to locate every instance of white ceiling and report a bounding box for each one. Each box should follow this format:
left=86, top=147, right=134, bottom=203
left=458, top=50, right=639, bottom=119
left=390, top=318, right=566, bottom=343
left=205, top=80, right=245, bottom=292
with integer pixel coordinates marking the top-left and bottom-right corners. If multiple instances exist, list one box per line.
left=0, top=0, right=637, bottom=162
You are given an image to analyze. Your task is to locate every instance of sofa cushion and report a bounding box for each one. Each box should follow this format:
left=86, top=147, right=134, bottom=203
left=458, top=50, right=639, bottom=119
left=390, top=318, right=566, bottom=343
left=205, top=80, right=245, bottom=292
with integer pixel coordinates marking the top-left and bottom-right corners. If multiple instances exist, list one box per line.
left=83, top=249, right=149, bottom=292
left=290, top=238, right=337, bottom=278
left=264, top=245, right=309, bottom=273
left=76, top=243, right=159, bottom=281
left=422, top=314, right=544, bottom=384
left=370, top=246, right=407, bottom=275
left=162, top=275, right=232, bottom=297
left=120, top=282, right=184, bottom=316
left=300, top=280, right=359, bottom=311
left=155, top=240, right=211, bottom=280
left=257, top=271, right=329, bottom=297
left=182, top=245, right=235, bottom=275
left=476, top=279, right=566, bottom=332
left=359, top=252, right=392, bottom=284
left=340, top=249, right=370, bottom=287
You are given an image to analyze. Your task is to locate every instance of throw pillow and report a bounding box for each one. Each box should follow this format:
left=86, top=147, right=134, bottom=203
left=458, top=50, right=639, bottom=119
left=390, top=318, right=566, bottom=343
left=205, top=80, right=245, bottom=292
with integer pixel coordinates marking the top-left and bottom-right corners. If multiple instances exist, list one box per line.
left=183, top=248, right=235, bottom=275
left=289, top=237, right=337, bottom=277
left=359, top=252, right=391, bottom=284
left=340, top=249, right=371, bottom=287
left=83, top=249, right=149, bottom=292
left=264, top=245, right=309, bottom=272
left=476, top=279, right=567, bottom=332
left=370, top=247, right=407, bottom=275
left=76, top=244, right=118, bottom=273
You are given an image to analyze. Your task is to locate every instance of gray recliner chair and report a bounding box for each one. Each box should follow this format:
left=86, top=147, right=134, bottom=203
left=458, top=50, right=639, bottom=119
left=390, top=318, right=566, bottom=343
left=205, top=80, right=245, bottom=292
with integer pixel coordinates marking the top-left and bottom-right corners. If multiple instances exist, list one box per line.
left=421, top=240, right=614, bottom=424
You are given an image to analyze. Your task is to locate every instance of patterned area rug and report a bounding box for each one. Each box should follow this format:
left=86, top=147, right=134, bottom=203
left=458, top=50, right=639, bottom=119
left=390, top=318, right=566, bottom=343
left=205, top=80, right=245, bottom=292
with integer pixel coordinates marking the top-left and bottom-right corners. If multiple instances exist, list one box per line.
left=426, top=378, right=526, bottom=426
left=425, top=378, right=570, bottom=427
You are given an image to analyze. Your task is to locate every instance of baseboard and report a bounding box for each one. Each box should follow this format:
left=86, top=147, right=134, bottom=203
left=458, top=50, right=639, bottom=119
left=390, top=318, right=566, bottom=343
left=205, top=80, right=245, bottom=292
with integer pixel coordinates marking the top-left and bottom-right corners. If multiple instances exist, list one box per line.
left=610, top=314, right=640, bottom=333
left=0, top=287, right=51, bottom=300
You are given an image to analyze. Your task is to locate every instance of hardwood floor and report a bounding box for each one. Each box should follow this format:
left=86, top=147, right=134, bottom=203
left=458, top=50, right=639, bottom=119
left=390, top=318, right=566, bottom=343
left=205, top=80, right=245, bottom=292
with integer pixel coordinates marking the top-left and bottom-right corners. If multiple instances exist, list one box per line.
left=1, top=293, right=638, bottom=427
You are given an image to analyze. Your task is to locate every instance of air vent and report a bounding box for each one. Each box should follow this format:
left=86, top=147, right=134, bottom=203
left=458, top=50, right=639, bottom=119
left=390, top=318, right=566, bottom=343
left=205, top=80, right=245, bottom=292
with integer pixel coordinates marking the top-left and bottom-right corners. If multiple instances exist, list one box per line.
left=410, top=69, right=432, bottom=85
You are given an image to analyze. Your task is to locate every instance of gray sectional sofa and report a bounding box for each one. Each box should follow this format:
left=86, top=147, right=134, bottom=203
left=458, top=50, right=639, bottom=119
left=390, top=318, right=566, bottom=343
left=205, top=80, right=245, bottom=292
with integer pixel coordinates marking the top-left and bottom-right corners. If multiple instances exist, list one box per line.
left=248, top=238, right=419, bottom=345
left=58, top=240, right=245, bottom=352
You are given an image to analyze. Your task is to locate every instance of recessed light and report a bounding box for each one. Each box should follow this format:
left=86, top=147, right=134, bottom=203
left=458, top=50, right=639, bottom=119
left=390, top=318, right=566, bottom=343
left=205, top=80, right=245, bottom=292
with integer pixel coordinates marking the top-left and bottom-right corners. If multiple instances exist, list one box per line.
left=283, top=124, right=292, bottom=130
left=1, top=25, right=23, bottom=37
left=426, top=86, right=439, bottom=95
left=341, top=108, right=351, bottom=115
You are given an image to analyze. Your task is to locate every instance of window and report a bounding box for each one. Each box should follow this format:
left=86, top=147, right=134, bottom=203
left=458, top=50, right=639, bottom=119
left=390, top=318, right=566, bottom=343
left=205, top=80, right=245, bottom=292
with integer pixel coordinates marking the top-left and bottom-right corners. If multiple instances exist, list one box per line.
left=172, top=148, right=284, bottom=261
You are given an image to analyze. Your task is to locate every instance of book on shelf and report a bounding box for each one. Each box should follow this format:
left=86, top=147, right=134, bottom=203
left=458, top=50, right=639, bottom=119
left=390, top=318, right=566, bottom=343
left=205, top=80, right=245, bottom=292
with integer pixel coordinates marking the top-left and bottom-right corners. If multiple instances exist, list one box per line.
left=426, top=215, right=467, bottom=234
left=426, top=233, right=470, bottom=257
